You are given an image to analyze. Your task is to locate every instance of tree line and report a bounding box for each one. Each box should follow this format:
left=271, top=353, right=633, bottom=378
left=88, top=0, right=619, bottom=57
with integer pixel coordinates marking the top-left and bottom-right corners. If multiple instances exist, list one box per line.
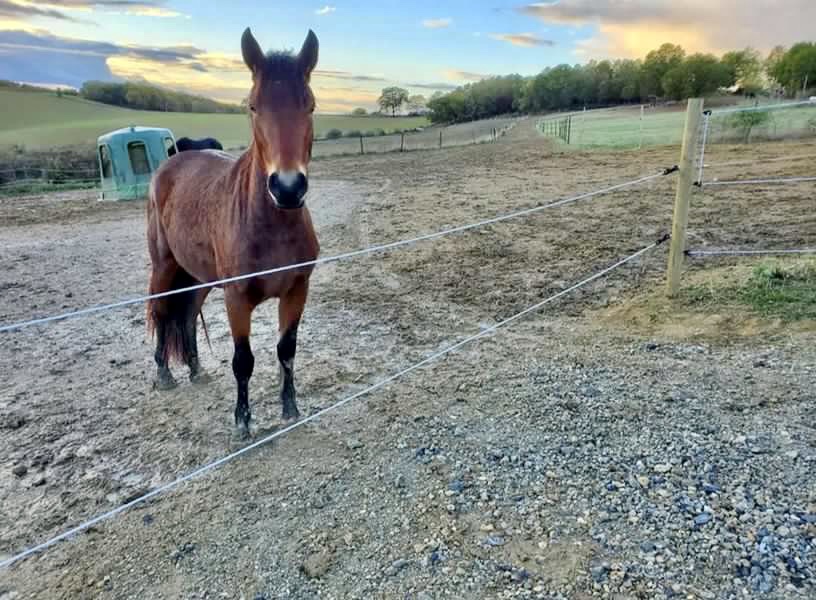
left=79, top=81, right=243, bottom=114
left=426, top=42, right=816, bottom=124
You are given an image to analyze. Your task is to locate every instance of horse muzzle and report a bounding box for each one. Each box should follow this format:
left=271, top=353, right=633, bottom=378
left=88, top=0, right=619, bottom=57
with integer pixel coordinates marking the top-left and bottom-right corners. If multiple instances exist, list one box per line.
left=268, top=171, right=308, bottom=209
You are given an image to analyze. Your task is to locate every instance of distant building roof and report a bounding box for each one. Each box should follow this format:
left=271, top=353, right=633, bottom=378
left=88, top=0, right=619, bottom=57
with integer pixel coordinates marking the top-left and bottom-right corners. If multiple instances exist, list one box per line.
left=98, top=126, right=174, bottom=144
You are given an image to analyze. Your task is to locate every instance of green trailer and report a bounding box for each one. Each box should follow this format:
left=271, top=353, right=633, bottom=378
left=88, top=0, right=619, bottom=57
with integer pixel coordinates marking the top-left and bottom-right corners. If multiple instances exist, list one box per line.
left=97, top=126, right=176, bottom=201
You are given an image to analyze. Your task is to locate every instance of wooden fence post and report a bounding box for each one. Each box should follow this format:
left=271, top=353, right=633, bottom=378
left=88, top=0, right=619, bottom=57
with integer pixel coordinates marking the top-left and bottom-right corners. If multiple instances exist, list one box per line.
left=666, top=97, right=704, bottom=297
left=360, top=136, right=364, bottom=155
left=567, top=115, right=572, bottom=145
left=439, top=129, right=443, bottom=149
left=400, top=132, right=405, bottom=152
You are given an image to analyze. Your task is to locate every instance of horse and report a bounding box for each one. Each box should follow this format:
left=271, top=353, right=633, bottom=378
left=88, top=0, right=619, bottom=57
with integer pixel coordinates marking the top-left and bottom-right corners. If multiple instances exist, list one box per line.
left=146, top=28, right=320, bottom=437
left=168, top=137, right=224, bottom=156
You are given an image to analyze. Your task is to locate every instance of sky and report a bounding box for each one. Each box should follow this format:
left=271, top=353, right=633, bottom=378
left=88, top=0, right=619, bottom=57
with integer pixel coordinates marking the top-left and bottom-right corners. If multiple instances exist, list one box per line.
left=0, top=1, right=814, bottom=113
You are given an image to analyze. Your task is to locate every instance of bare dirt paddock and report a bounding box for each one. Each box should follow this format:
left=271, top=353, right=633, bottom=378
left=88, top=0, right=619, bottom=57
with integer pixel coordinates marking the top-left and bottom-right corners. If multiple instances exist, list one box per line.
left=0, top=121, right=814, bottom=599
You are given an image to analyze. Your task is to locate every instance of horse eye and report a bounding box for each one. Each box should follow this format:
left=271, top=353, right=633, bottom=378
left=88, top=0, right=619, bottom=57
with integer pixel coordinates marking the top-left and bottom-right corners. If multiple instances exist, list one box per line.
left=249, top=104, right=257, bottom=113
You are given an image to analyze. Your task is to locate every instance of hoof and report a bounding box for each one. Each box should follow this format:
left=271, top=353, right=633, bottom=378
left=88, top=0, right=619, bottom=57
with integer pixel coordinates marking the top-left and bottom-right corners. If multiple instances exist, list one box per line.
left=281, top=405, right=301, bottom=423
left=234, top=422, right=252, bottom=441
left=190, top=371, right=213, bottom=385
left=234, top=411, right=252, bottom=440
left=152, top=376, right=178, bottom=392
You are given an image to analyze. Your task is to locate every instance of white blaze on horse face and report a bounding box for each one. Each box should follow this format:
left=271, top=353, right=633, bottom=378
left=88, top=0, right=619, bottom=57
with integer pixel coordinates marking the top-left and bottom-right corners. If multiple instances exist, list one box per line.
left=277, top=170, right=300, bottom=188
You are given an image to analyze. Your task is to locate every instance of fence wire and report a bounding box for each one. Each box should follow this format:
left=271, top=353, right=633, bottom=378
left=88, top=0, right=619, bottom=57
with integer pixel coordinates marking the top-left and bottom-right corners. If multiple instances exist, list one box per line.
left=0, top=169, right=675, bottom=334
left=0, top=237, right=668, bottom=570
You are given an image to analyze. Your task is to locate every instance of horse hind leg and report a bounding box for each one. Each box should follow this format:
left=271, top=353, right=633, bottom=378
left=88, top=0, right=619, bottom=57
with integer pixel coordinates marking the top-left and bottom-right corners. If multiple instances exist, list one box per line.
left=148, top=262, right=181, bottom=391
left=187, top=288, right=213, bottom=384
left=148, top=266, right=202, bottom=390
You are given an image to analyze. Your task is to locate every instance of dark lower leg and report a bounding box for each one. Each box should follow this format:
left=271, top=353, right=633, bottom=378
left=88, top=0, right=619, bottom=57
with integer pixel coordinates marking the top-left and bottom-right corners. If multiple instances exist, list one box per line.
left=278, top=322, right=299, bottom=420
left=186, top=289, right=211, bottom=383
left=184, top=315, right=204, bottom=381
left=153, top=317, right=177, bottom=390
left=232, top=338, right=254, bottom=434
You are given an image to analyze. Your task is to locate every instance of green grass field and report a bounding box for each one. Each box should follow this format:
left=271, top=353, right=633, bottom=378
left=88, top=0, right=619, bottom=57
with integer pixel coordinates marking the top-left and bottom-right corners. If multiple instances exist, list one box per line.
left=0, top=89, right=428, bottom=150
left=541, top=102, right=816, bottom=150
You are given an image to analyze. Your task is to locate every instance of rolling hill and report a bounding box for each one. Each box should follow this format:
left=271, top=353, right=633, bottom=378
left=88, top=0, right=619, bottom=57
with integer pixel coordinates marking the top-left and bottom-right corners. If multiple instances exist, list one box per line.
left=0, top=89, right=428, bottom=150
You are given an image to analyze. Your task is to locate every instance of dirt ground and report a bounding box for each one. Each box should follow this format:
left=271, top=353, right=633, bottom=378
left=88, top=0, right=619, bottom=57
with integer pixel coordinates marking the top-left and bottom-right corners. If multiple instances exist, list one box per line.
left=0, top=120, right=814, bottom=599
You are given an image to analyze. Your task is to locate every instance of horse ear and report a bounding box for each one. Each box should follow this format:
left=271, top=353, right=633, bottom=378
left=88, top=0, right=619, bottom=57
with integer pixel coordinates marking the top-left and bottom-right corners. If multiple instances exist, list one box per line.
left=298, top=30, right=319, bottom=78
left=241, top=27, right=265, bottom=75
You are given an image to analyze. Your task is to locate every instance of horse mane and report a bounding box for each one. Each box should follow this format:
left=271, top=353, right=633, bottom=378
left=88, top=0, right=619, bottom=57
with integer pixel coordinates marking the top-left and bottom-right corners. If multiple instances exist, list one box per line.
left=259, top=51, right=301, bottom=81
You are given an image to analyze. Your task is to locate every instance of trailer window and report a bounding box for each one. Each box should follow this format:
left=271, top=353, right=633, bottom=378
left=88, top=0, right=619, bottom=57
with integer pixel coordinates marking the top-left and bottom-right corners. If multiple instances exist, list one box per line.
left=164, top=137, right=176, bottom=157
left=128, top=141, right=151, bottom=175
left=99, top=145, right=113, bottom=178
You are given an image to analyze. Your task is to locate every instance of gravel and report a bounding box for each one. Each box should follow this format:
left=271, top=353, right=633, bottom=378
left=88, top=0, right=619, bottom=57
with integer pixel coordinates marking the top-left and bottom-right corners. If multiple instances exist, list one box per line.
left=1, top=123, right=814, bottom=598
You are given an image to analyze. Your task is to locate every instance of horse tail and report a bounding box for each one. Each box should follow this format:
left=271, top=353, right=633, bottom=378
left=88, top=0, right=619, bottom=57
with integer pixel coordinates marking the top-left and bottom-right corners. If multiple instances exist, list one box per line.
left=146, top=174, right=161, bottom=340
left=199, top=309, right=212, bottom=353
left=146, top=269, right=198, bottom=365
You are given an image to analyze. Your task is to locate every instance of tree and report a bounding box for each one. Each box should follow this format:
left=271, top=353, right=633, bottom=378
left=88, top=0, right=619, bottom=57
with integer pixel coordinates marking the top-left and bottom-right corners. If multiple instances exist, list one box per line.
left=722, top=48, right=763, bottom=91
left=79, top=80, right=243, bottom=114
left=614, top=59, right=642, bottom=102
left=661, top=54, right=731, bottom=100
left=642, top=43, right=686, bottom=97
left=407, top=95, right=427, bottom=114
left=765, top=46, right=787, bottom=85
left=768, top=43, right=816, bottom=95
left=378, top=86, right=409, bottom=117
left=351, top=107, right=367, bottom=116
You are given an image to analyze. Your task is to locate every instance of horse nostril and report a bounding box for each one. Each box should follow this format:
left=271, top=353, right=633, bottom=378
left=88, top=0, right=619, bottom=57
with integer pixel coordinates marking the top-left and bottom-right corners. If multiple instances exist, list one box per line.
left=267, top=173, right=280, bottom=196
left=268, top=172, right=307, bottom=206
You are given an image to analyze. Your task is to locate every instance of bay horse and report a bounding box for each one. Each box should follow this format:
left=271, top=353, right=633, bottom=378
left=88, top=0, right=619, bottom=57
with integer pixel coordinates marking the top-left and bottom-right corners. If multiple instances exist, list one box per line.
left=168, top=137, right=224, bottom=156
left=147, top=28, right=320, bottom=437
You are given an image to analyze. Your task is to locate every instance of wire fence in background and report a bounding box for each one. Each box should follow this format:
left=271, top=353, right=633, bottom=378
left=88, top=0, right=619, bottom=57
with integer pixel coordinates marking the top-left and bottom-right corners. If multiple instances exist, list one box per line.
left=685, top=99, right=816, bottom=260
left=0, top=118, right=521, bottom=196
left=538, top=98, right=816, bottom=152
left=704, top=100, right=816, bottom=147
left=311, top=116, right=519, bottom=159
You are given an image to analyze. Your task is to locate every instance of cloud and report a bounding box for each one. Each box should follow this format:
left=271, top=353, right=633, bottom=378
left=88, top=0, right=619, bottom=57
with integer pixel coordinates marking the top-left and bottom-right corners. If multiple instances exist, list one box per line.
left=314, top=69, right=388, bottom=83
left=0, top=29, right=455, bottom=112
left=0, top=1, right=186, bottom=23
left=30, top=1, right=163, bottom=6
left=406, top=81, right=458, bottom=91
left=444, top=69, right=491, bottom=82
left=0, top=29, right=211, bottom=85
left=124, top=6, right=185, bottom=18
left=517, top=1, right=816, bottom=57
left=489, top=33, right=554, bottom=48
left=518, top=1, right=676, bottom=26
left=315, top=5, right=335, bottom=16
left=0, top=0, right=84, bottom=22
left=422, top=18, right=451, bottom=29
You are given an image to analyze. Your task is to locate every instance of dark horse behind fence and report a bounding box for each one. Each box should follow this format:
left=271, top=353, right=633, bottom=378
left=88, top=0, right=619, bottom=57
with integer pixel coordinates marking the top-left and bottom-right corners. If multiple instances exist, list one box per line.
left=147, top=28, right=320, bottom=437
left=168, top=137, right=224, bottom=156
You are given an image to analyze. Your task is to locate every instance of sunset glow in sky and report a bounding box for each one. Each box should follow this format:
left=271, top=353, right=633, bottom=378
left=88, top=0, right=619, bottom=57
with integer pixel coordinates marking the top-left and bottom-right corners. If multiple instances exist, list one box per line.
left=1, top=1, right=813, bottom=112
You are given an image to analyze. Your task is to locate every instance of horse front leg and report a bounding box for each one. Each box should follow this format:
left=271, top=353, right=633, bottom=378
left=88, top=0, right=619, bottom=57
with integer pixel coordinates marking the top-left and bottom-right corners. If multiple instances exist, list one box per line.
left=278, top=278, right=309, bottom=422
left=226, top=290, right=256, bottom=437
